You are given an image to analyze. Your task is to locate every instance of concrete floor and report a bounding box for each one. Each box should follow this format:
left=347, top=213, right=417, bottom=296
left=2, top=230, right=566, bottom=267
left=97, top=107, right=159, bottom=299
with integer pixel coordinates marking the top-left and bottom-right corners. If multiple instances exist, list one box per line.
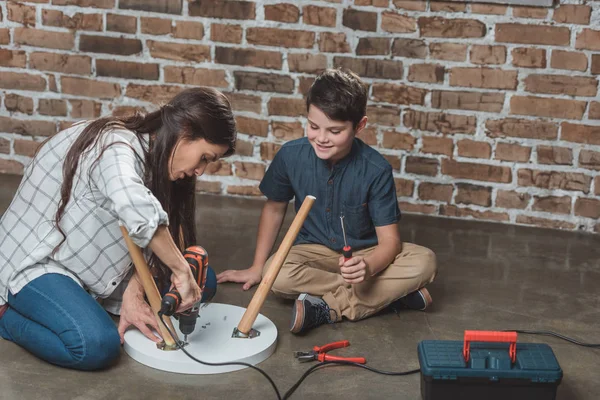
left=1, top=173, right=599, bottom=399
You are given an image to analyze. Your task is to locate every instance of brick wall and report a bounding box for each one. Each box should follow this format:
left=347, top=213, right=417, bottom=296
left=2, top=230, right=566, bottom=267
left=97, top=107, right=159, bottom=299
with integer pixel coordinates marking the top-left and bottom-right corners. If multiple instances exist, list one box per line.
left=0, top=0, right=599, bottom=233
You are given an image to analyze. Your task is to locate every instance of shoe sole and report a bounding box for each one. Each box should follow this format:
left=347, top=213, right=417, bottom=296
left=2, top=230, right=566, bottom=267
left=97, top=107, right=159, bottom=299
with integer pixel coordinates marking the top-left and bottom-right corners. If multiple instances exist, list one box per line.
left=290, top=293, right=307, bottom=334
left=419, top=287, right=433, bottom=310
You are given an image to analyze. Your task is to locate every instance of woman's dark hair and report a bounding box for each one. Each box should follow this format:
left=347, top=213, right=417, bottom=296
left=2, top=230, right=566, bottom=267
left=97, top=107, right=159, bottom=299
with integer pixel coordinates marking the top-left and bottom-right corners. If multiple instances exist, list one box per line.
left=54, top=87, right=236, bottom=288
left=306, top=68, right=368, bottom=128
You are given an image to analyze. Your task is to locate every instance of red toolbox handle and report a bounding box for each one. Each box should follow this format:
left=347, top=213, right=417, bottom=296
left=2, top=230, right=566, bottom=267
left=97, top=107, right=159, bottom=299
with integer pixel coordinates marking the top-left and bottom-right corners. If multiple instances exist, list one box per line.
left=463, top=331, right=517, bottom=363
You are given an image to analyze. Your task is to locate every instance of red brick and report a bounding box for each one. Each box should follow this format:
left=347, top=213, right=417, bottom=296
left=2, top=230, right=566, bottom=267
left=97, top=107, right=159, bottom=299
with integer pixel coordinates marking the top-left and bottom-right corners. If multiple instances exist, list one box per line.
left=510, top=96, right=586, bottom=120
left=267, top=97, right=305, bottom=117
left=0, top=116, right=56, bottom=137
left=272, top=121, right=303, bottom=141
left=512, top=6, right=547, bottom=19
left=441, top=205, right=509, bottom=222
left=430, top=1, right=465, bottom=12
left=496, top=190, right=530, bottom=209
left=495, top=143, right=531, bottom=162
left=393, top=0, right=426, bottom=11
left=457, top=140, right=491, bottom=159
left=394, top=178, right=414, bottom=198
left=525, top=75, right=597, bottom=97
left=381, top=11, right=417, bottom=33
left=247, top=28, right=315, bottom=49
left=553, top=5, right=591, bottom=25
left=450, top=67, right=517, bottom=90
left=0, top=49, right=26, bottom=68
left=234, top=162, right=265, bottom=181
left=398, top=202, right=437, bottom=215
left=561, top=123, right=600, bottom=145
left=234, top=116, right=268, bottom=137
left=591, top=56, right=600, bottom=76
left=303, top=5, right=336, bottom=27
left=486, top=118, right=558, bottom=140
left=140, top=17, right=171, bottom=35
left=470, top=45, right=506, bottom=65
left=38, top=99, right=67, bottom=116
left=384, top=155, right=401, bottom=171
left=419, top=17, right=486, bottom=38
left=147, top=40, right=209, bottom=62
left=48, top=75, right=57, bottom=92
left=265, top=4, right=299, bottom=23
left=173, top=21, right=204, bottom=40
left=235, top=72, right=294, bottom=94
left=589, top=102, right=600, bottom=120
left=0, top=159, right=24, bottom=175
left=319, top=32, right=351, bottom=53
left=579, top=150, right=600, bottom=171
left=418, top=182, right=453, bottom=202
left=106, top=13, right=136, bottom=33
left=260, top=142, right=281, bottom=161
left=532, top=196, right=571, bottom=215
left=189, top=0, right=255, bottom=20
left=7, top=2, right=36, bottom=26
left=372, top=83, right=426, bottom=105
left=119, top=0, right=182, bottom=14
left=80, top=35, right=141, bottom=55
left=518, top=169, right=591, bottom=193
left=429, top=43, right=467, bottom=61
left=227, top=185, right=262, bottom=197
left=52, top=0, right=114, bottom=7
left=14, top=139, right=42, bottom=157
left=343, top=9, right=377, bottom=31
left=575, top=198, right=600, bottom=219
left=215, top=47, right=281, bottom=70
left=355, top=0, right=388, bottom=6
left=422, top=136, right=453, bottom=156
left=0, top=138, right=9, bottom=154
left=356, top=38, right=391, bottom=56
left=5, top=94, right=33, bottom=114
left=196, top=180, right=222, bottom=194
left=596, top=177, right=600, bottom=196
left=575, top=29, right=600, bottom=51
left=456, top=183, right=491, bottom=207
left=164, top=67, right=228, bottom=87
left=408, top=64, right=444, bottom=83
left=111, top=106, right=144, bottom=117
left=432, top=91, right=504, bottom=113
left=202, top=160, right=232, bottom=176
left=0, top=29, right=10, bottom=45
left=537, top=146, right=573, bottom=165
left=42, top=10, right=102, bottom=31
left=70, top=100, right=101, bottom=118
left=367, top=106, right=400, bottom=126
left=404, top=110, right=476, bottom=135
left=236, top=139, right=254, bottom=157
left=392, top=38, right=427, bottom=59
left=30, top=52, right=91, bottom=75
left=288, top=53, right=327, bottom=74
left=334, top=57, right=403, bottom=80
left=97, top=60, right=159, bottom=80
left=15, top=28, right=74, bottom=50
left=211, top=24, right=242, bottom=44
left=382, top=131, right=416, bottom=150
left=62, top=77, right=120, bottom=99
left=405, top=156, right=439, bottom=176
left=496, top=24, right=570, bottom=46
left=298, top=78, right=315, bottom=96
left=511, top=48, right=546, bottom=68
left=550, top=50, right=587, bottom=72
left=443, top=159, right=511, bottom=183
left=516, top=215, right=575, bottom=231
left=224, top=92, right=262, bottom=114
left=0, top=71, right=45, bottom=91
left=471, top=4, right=507, bottom=15
left=357, top=126, right=377, bottom=146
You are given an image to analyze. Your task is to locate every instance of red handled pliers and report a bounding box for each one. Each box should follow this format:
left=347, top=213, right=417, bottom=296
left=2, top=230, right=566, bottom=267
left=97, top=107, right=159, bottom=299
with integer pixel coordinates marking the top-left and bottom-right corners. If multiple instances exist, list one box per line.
left=293, top=340, right=366, bottom=364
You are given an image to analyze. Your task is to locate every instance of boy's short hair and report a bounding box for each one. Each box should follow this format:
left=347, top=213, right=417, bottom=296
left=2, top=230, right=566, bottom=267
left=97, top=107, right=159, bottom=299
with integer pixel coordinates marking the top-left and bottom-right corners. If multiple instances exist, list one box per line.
left=306, top=68, right=368, bottom=128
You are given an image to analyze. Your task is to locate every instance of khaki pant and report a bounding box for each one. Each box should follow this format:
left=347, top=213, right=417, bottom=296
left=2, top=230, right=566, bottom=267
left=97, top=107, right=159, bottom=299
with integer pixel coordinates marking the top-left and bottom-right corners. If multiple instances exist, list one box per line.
left=263, top=242, right=437, bottom=321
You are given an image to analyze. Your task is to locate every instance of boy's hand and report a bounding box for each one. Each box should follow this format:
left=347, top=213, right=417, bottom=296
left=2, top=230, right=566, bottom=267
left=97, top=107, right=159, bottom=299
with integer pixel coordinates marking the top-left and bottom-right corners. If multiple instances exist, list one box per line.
left=339, top=256, right=368, bottom=284
left=217, top=267, right=262, bottom=291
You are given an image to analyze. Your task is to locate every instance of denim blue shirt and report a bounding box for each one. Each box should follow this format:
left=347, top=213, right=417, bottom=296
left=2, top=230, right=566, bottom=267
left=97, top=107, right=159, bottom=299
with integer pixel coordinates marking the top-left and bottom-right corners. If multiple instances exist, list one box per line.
left=259, top=137, right=401, bottom=251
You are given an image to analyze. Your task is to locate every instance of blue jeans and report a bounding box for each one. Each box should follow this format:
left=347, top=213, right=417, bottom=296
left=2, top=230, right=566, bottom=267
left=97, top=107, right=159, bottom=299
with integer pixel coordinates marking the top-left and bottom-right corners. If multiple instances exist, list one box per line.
left=0, top=268, right=218, bottom=371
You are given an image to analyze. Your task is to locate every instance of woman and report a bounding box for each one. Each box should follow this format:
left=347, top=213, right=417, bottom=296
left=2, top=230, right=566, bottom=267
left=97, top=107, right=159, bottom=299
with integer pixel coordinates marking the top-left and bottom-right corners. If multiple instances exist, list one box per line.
left=0, top=87, right=236, bottom=370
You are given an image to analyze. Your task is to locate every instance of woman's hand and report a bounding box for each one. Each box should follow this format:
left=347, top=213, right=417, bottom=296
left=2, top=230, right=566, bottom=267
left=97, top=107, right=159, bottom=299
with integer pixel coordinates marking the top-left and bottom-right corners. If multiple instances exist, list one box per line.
left=217, top=266, right=263, bottom=291
left=339, top=256, right=368, bottom=284
left=170, top=268, right=202, bottom=312
left=118, top=286, right=161, bottom=344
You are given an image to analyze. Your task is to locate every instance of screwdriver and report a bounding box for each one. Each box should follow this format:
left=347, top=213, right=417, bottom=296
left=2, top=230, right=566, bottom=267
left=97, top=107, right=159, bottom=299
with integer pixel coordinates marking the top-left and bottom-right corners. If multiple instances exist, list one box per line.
left=340, top=215, right=352, bottom=261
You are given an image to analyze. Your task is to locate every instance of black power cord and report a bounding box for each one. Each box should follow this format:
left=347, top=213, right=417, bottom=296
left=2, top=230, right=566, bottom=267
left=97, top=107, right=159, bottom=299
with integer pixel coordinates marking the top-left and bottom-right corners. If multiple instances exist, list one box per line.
left=505, top=329, right=600, bottom=348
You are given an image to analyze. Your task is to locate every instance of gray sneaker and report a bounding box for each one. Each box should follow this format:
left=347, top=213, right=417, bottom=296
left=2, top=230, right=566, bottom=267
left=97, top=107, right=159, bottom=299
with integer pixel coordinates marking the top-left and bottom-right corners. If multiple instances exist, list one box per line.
left=290, top=293, right=338, bottom=334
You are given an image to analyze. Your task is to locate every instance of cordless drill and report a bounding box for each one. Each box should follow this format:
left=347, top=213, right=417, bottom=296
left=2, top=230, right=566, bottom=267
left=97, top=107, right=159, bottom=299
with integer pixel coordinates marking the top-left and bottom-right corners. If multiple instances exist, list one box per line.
left=159, top=246, right=208, bottom=344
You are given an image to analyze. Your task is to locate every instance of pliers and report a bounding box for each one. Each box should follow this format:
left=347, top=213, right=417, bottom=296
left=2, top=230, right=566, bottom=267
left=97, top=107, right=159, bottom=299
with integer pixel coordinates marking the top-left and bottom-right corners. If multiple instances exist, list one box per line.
left=293, top=340, right=366, bottom=364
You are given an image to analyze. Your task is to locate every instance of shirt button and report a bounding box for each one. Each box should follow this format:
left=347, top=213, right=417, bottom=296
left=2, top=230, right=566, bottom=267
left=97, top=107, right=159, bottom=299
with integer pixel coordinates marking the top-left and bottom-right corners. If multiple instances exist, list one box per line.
left=328, top=179, right=333, bottom=185
left=326, top=208, right=331, bottom=212
left=330, top=238, right=336, bottom=243
left=112, top=281, right=117, bottom=286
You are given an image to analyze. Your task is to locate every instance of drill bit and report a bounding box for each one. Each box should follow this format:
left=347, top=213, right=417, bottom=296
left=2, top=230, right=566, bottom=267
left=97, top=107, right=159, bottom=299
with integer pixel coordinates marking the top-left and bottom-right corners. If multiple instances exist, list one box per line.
left=184, top=334, right=188, bottom=344
left=340, top=215, right=348, bottom=248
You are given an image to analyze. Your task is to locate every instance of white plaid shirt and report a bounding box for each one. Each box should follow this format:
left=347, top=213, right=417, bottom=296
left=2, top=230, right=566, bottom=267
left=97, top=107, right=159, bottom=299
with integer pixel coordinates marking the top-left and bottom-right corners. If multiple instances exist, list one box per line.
left=0, top=122, right=168, bottom=314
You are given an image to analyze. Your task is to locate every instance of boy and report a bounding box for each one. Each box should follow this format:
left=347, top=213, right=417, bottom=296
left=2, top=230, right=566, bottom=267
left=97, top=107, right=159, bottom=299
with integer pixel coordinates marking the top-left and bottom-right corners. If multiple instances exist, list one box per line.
left=218, top=69, right=437, bottom=333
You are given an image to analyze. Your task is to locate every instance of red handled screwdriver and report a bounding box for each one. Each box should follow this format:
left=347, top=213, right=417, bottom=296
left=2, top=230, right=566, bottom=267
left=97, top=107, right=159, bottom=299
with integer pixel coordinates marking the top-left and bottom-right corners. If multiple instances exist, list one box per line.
left=340, top=215, right=352, bottom=261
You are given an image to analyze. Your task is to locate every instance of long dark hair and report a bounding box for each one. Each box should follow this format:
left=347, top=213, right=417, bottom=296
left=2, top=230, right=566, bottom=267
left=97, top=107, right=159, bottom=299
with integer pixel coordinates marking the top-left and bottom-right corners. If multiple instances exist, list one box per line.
left=54, top=87, right=236, bottom=287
